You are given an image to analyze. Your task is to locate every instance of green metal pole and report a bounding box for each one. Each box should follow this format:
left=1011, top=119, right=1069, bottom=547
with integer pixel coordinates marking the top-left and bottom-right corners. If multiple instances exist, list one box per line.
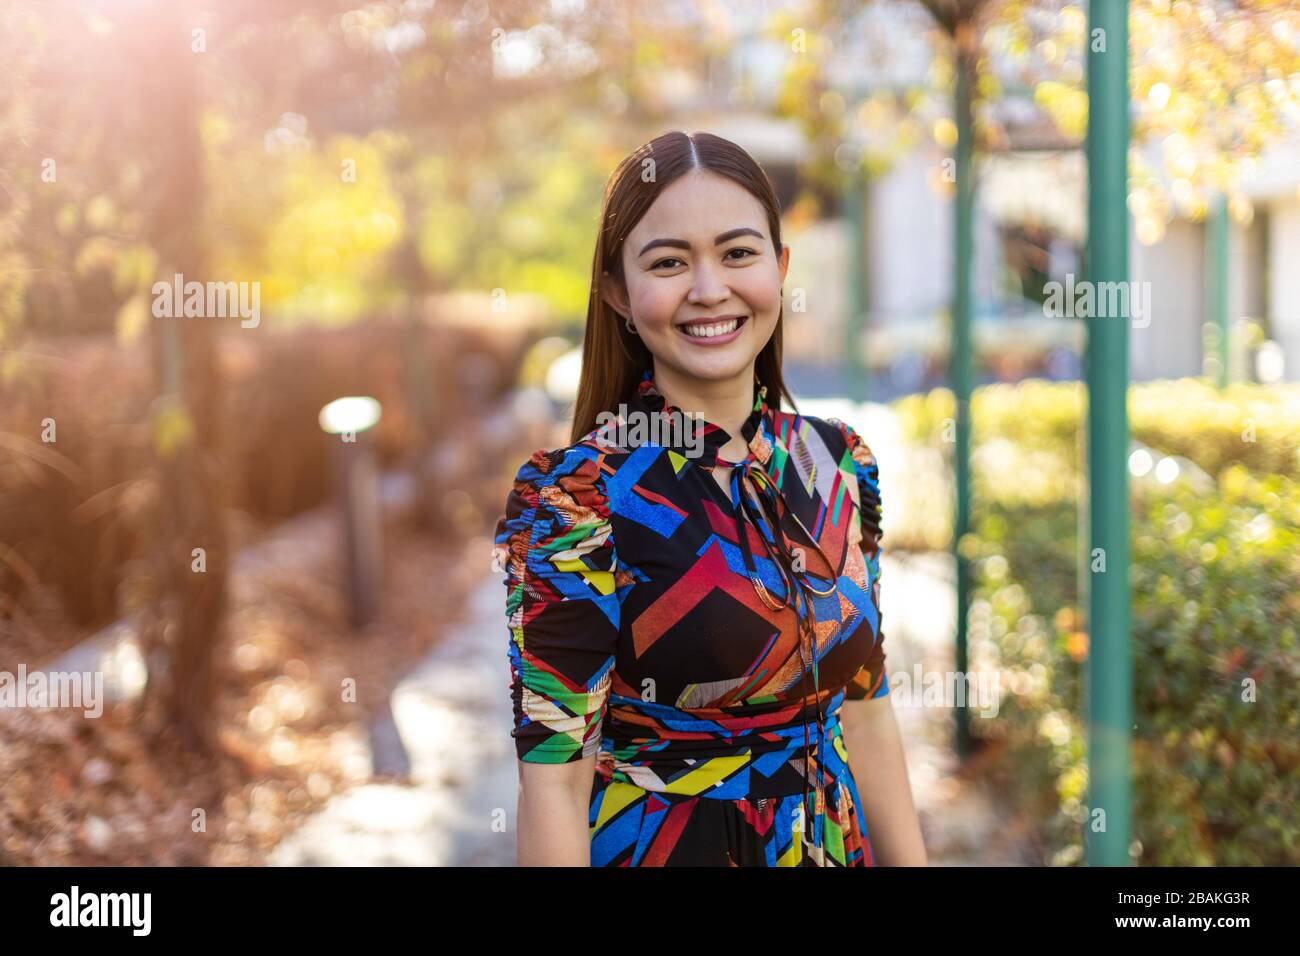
left=1207, top=193, right=1230, bottom=387
left=952, top=27, right=975, bottom=760
left=1085, top=0, right=1133, bottom=867
left=845, top=168, right=868, bottom=398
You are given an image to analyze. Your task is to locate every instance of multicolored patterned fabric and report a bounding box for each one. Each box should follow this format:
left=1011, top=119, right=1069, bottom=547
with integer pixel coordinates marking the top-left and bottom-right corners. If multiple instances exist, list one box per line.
left=495, top=367, right=888, bottom=866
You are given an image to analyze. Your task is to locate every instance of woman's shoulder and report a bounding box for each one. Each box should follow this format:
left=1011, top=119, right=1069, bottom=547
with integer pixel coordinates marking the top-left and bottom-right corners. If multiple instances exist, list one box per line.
left=496, top=441, right=613, bottom=563
left=505, top=440, right=609, bottom=503
left=775, top=408, right=874, bottom=464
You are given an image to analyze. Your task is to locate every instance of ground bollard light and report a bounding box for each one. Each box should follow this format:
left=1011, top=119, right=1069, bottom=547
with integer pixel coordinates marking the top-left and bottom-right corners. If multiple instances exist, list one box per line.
left=319, top=397, right=384, bottom=628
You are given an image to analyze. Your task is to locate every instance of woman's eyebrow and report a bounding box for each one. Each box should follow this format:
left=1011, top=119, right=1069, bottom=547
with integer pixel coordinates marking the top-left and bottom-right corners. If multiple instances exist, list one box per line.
left=636, top=227, right=765, bottom=257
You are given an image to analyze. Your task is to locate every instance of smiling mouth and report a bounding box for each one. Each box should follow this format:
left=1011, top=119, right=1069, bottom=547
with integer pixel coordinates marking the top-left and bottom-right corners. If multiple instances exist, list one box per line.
left=675, top=315, right=748, bottom=340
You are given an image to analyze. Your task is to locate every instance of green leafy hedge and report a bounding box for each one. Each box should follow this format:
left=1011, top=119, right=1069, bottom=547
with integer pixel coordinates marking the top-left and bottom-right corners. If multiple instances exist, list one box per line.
left=953, top=392, right=1300, bottom=865
left=894, top=382, right=1300, bottom=528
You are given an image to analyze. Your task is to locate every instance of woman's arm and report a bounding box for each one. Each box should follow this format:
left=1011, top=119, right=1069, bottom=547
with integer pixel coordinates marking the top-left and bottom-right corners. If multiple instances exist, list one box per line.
left=499, top=448, right=618, bottom=867
left=840, top=694, right=928, bottom=866
left=516, top=757, right=596, bottom=866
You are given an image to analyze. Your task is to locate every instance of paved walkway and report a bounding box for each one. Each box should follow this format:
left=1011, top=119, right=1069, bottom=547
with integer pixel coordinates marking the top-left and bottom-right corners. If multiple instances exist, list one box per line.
left=270, top=561, right=516, bottom=866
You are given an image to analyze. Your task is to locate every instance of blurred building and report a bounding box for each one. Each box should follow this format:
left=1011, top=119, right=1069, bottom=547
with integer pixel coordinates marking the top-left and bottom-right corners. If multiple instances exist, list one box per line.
left=1133, top=133, right=1300, bottom=384
left=670, top=1, right=1298, bottom=394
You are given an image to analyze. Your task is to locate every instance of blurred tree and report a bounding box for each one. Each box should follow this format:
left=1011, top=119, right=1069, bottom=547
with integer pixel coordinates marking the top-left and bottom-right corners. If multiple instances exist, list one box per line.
left=775, top=0, right=1300, bottom=233
left=129, top=0, right=230, bottom=753
left=0, top=0, right=730, bottom=749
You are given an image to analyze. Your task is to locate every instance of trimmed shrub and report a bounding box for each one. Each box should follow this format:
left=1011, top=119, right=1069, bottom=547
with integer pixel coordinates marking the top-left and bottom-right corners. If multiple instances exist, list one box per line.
left=966, top=461, right=1299, bottom=865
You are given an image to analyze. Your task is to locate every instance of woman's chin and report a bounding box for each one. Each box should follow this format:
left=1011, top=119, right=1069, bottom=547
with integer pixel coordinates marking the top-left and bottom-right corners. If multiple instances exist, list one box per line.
left=664, top=348, right=759, bottom=384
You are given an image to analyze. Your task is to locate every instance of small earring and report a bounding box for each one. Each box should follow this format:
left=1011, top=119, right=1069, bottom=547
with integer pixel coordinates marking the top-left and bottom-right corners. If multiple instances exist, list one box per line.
left=625, top=315, right=638, bottom=335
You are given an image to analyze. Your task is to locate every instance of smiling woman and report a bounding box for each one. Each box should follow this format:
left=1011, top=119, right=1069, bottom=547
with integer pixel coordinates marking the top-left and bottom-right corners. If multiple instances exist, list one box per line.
left=498, top=130, right=927, bottom=868
left=588, top=163, right=789, bottom=442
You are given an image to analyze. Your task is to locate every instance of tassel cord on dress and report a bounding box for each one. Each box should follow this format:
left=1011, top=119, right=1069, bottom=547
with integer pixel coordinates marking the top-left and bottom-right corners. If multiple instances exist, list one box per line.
left=725, top=457, right=840, bottom=855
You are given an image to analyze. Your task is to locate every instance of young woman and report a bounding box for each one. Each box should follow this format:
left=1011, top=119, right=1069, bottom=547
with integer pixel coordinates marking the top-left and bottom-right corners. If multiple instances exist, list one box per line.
left=495, top=130, right=927, bottom=867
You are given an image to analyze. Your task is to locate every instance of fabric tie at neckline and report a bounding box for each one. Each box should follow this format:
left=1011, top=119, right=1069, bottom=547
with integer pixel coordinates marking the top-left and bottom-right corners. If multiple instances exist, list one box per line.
left=625, top=367, right=842, bottom=853
left=723, top=455, right=841, bottom=853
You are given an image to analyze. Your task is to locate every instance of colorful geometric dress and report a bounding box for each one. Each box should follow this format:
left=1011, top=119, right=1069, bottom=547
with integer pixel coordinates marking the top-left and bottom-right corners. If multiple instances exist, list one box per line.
left=495, top=368, right=889, bottom=866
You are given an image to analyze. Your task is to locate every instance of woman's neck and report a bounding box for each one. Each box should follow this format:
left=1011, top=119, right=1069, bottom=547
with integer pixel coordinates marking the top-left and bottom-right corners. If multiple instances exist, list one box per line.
left=650, top=363, right=755, bottom=462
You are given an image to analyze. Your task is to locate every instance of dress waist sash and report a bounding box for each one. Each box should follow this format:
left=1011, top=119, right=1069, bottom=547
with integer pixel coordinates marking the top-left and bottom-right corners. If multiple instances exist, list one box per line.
left=595, top=690, right=849, bottom=801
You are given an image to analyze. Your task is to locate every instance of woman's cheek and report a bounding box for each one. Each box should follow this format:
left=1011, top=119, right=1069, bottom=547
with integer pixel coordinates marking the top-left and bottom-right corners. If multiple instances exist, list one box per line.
left=736, top=271, right=782, bottom=313
left=631, top=284, right=679, bottom=329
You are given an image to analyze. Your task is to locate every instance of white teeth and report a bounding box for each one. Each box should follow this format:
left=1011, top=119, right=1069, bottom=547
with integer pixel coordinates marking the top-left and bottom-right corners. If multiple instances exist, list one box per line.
left=682, top=318, right=740, bottom=338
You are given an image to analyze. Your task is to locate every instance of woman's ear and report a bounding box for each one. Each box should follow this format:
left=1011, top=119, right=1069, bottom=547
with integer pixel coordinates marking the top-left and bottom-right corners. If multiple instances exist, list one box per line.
left=599, top=270, right=631, bottom=319
left=778, top=243, right=790, bottom=284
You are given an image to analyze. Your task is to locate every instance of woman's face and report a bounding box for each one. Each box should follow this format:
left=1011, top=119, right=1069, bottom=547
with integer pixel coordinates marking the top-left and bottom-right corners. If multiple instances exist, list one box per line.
left=602, top=169, right=789, bottom=387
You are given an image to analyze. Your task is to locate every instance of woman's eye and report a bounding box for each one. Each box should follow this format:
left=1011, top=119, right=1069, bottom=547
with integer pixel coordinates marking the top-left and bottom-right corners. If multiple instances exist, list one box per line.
left=652, top=248, right=756, bottom=269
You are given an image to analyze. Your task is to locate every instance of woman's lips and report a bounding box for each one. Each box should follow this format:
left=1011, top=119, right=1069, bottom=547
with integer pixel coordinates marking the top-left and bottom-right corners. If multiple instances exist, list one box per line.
left=674, top=315, right=748, bottom=346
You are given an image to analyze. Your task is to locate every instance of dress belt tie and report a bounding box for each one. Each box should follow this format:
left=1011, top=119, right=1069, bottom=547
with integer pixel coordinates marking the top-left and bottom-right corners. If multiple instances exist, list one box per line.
left=724, top=456, right=841, bottom=856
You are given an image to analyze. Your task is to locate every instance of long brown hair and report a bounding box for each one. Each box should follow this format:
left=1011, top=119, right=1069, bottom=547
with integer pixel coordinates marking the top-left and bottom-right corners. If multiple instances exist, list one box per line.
left=569, top=130, right=796, bottom=445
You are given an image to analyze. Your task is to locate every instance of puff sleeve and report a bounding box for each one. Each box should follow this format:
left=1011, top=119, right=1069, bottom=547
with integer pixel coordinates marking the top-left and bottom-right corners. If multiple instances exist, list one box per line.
left=835, top=420, right=889, bottom=701
left=493, top=446, right=620, bottom=763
